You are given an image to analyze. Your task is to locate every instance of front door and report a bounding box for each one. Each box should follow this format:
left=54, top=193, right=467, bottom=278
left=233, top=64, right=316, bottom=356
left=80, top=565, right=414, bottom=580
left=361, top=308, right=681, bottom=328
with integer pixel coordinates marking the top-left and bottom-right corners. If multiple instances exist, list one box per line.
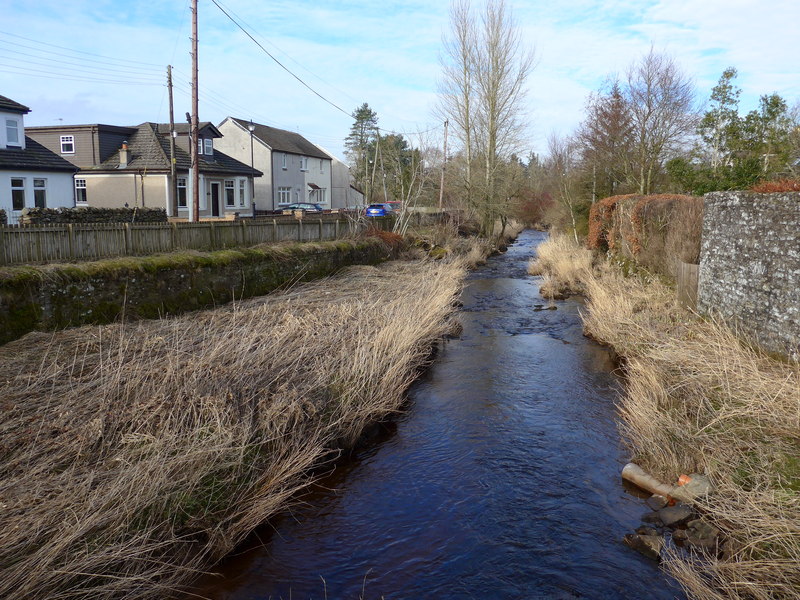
left=211, top=182, right=221, bottom=217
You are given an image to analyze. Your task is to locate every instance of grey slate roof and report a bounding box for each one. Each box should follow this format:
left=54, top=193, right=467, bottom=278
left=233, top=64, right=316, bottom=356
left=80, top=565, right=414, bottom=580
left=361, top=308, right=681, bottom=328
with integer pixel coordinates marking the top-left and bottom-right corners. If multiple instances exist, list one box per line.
left=230, top=118, right=331, bottom=160
left=0, top=137, right=78, bottom=172
left=92, top=123, right=262, bottom=177
left=0, top=95, right=30, bottom=114
left=156, top=122, right=222, bottom=138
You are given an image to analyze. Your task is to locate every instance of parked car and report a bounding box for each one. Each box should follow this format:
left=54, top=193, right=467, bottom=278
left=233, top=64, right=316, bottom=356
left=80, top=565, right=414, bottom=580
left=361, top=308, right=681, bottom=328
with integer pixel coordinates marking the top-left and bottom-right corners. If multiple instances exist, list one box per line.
left=281, top=203, right=324, bottom=213
left=365, top=203, right=394, bottom=217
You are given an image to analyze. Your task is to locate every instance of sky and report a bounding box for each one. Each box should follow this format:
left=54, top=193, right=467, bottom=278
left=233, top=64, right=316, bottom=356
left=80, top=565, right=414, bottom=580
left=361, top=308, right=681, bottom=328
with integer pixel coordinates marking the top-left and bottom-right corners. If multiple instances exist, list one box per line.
left=1, top=0, right=798, bottom=161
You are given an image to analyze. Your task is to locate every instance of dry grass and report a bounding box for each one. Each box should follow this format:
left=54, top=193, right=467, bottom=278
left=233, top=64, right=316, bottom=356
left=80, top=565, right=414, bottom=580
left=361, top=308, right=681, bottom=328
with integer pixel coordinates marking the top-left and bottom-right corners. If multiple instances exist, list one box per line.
left=0, top=258, right=468, bottom=600
left=535, top=235, right=800, bottom=599
left=527, top=233, right=593, bottom=297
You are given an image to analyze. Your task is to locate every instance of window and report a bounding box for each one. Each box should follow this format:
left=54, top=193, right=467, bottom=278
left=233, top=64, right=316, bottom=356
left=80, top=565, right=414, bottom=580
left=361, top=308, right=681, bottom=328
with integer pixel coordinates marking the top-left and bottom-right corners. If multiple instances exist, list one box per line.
left=75, top=179, right=87, bottom=205
left=319, top=159, right=324, bottom=173
left=11, top=178, right=25, bottom=211
left=224, top=180, right=235, bottom=207
left=176, top=177, right=187, bottom=208
left=238, top=180, right=246, bottom=207
left=5, top=119, right=20, bottom=146
left=204, top=138, right=213, bottom=156
left=277, top=186, right=292, bottom=204
left=281, top=153, right=287, bottom=169
left=317, top=188, right=326, bottom=204
left=60, top=135, right=75, bottom=154
left=197, top=139, right=204, bottom=155
left=299, top=156, right=308, bottom=171
left=33, top=179, right=47, bottom=208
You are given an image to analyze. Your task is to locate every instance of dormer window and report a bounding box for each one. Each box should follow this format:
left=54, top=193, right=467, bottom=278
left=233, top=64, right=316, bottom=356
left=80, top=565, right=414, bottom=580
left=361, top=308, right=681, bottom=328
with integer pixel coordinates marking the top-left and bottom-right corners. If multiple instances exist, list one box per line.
left=60, top=135, right=75, bottom=154
left=204, top=138, right=213, bottom=156
left=197, top=139, right=203, bottom=155
left=5, top=119, right=20, bottom=147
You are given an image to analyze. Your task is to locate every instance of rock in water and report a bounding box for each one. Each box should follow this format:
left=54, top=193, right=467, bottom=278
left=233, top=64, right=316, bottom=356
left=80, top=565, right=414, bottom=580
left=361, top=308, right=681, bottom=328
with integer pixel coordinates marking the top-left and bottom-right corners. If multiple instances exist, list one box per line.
left=657, top=504, right=694, bottom=527
left=623, top=534, right=664, bottom=561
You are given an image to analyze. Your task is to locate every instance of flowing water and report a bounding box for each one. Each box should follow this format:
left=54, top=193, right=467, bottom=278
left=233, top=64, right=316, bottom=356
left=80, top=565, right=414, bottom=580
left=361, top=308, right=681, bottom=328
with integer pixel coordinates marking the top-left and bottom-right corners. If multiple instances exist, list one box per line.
left=194, top=230, right=684, bottom=600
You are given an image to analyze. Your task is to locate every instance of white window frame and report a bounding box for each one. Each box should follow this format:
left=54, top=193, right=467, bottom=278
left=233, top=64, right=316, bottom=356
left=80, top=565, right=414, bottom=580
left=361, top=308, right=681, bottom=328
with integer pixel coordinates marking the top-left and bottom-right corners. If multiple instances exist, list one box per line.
left=238, top=180, right=246, bottom=207
left=204, top=138, right=213, bottom=156
left=317, top=187, right=326, bottom=204
left=11, top=177, right=26, bottom=211
left=197, top=139, right=204, bottom=155
left=176, top=177, right=187, bottom=208
left=224, top=179, right=236, bottom=208
left=60, top=135, right=75, bottom=154
left=33, top=178, right=47, bottom=209
left=5, top=118, right=20, bottom=147
left=277, top=186, right=292, bottom=205
left=319, top=158, right=324, bottom=173
left=299, top=156, right=308, bottom=171
left=75, top=178, right=87, bottom=205
left=282, top=153, right=287, bottom=169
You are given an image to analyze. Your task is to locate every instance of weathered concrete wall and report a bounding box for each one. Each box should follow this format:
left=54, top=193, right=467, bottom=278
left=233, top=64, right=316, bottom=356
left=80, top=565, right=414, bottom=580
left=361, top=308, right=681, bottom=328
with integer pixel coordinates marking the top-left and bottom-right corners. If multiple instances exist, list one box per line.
left=0, top=238, right=392, bottom=345
left=698, top=191, right=799, bottom=359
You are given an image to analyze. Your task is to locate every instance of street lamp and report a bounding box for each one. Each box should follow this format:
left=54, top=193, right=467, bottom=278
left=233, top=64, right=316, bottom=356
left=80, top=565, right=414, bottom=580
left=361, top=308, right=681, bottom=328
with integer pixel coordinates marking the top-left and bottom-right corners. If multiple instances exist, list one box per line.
left=248, top=120, right=255, bottom=214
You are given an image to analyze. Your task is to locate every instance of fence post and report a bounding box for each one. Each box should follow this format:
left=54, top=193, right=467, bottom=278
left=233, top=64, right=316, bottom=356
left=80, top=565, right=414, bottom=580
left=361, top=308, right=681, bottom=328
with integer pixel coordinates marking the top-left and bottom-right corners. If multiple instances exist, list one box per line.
left=0, top=225, right=5, bottom=265
left=170, top=222, right=178, bottom=251
left=210, top=222, right=216, bottom=250
left=318, top=218, right=323, bottom=241
left=298, top=218, right=303, bottom=242
left=335, top=219, right=339, bottom=240
left=124, top=223, right=132, bottom=255
left=272, top=219, right=277, bottom=243
left=67, top=223, right=75, bottom=260
left=241, top=219, right=248, bottom=246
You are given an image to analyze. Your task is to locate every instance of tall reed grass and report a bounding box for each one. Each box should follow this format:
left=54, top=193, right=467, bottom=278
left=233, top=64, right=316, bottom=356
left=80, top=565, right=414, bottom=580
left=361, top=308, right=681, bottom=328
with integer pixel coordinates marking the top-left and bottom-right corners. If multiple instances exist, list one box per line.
left=534, top=233, right=800, bottom=600
left=0, top=257, right=468, bottom=599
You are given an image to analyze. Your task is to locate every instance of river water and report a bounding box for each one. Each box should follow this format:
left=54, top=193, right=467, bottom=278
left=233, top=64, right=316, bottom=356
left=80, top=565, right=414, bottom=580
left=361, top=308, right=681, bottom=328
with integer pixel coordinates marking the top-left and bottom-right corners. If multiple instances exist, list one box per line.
left=194, top=229, right=684, bottom=600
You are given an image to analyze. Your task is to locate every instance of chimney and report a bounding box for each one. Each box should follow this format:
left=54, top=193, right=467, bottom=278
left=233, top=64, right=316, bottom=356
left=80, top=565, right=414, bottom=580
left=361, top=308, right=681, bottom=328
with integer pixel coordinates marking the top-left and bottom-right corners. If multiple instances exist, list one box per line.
left=119, top=141, right=129, bottom=168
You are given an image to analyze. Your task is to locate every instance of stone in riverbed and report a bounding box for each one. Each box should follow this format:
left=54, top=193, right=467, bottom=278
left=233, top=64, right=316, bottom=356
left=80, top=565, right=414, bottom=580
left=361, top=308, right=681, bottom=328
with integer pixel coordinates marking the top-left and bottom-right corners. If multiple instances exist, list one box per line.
left=684, top=518, right=720, bottom=551
left=635, top=525, right=660, bottom=536
left=623, top=534, right=664, bottom=561
left=641, top=511, right=664, bottom=526
left=657, top=503, right=694, bottom=527
left=645, top=494, right=669, bottom=511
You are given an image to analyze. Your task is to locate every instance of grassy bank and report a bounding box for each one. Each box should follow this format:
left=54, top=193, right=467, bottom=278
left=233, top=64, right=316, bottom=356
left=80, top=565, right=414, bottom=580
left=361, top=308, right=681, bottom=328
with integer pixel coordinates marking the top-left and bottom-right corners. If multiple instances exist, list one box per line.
left=0, top=255, right=469, bottom=599
left=532, top=234, right=800, bottom=599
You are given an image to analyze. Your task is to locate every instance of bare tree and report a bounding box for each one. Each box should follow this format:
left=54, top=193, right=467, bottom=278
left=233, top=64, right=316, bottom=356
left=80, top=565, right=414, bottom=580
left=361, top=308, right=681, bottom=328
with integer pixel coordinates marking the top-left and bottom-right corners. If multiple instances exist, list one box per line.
left=437, top=0, right=535, bottom=236
left=545, top=134, right=583, bottom=243
left=624, top=48, right=697, bottom=194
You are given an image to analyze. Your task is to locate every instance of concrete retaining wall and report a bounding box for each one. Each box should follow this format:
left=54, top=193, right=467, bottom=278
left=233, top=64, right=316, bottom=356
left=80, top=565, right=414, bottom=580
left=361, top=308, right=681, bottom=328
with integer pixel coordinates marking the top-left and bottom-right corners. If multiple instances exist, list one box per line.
left=698, top=191, right=799, bottom=359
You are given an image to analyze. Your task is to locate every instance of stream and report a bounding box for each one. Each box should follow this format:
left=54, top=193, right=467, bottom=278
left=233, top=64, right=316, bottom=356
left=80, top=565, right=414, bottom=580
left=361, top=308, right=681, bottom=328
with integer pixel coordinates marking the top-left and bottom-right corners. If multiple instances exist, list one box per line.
left=193, top=229, right=684, bottom=600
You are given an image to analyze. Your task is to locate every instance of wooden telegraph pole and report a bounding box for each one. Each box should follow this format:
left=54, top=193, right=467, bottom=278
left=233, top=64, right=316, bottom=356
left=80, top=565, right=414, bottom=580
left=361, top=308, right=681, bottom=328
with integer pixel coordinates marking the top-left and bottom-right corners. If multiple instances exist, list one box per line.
left=190, top=0, right=200, bottom=222
left=167, top=65, right=178, bottom=217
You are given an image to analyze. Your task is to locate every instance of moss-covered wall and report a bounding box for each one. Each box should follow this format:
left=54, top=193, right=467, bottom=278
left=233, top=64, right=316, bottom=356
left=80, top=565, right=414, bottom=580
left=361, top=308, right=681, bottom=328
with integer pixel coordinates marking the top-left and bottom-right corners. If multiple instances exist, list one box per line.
left=0, top=238, right=392, bottom=345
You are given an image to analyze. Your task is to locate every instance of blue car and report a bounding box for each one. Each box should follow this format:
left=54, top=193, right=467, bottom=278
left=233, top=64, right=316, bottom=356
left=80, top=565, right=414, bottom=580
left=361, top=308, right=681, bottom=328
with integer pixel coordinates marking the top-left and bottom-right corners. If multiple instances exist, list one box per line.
left=365, top=203, right=394, bottom=217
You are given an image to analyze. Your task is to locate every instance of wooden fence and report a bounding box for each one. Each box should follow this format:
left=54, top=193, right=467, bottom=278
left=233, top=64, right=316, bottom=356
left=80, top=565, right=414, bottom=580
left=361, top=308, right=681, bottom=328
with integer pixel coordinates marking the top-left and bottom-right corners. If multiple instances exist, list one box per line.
left=677, top=261, right=699, bottom=310
left=0, top=216, right=387, bottom=265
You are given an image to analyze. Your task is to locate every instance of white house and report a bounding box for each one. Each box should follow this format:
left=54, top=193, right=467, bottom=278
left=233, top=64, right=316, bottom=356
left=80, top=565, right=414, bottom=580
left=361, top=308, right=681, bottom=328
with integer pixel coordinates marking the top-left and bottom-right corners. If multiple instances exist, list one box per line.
left=315, top=146, right=365, bottom=209
left=0, top=95, right=77, bottom=224
left=216, top=118, right=333, bottom=211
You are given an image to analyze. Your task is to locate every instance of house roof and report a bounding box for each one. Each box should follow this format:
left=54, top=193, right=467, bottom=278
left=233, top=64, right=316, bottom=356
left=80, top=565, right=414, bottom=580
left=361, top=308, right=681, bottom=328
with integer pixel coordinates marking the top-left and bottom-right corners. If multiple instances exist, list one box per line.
left=0, top=137, right=78, bottom=172
left=0, top=95, right=30, bottom=114
left=26, top=123, right=137, bottom=136
left=90, top=122, right=261, bottom=177
left=228, top=118, right=331, bottom=160
left=156, top=122, right=222, bottom=138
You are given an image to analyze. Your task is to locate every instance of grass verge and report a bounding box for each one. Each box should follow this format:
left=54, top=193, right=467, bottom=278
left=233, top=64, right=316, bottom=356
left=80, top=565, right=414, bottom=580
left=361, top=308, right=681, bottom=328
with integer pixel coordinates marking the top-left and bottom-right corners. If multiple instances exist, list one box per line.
left=534, top=233, right=800, bottom=600
left=0, top=257, right=468, bottom=600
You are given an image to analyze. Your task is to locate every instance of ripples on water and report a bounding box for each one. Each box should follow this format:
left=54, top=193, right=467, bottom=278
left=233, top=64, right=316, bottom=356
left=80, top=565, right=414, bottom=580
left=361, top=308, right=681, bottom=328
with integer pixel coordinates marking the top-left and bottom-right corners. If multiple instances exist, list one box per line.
left=193, top=230, right=684, bottom=600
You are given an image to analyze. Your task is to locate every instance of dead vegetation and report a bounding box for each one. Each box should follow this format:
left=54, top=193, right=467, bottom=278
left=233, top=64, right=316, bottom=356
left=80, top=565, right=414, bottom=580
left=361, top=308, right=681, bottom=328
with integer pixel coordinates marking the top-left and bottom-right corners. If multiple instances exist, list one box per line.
left=0, top=257, right=468, bottom=600
left=533, top=233, right=800, bottom=599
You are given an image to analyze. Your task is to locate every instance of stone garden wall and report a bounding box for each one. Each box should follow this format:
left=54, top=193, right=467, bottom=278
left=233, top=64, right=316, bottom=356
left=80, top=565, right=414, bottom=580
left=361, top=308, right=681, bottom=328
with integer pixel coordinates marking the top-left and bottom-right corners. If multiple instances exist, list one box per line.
left=698, top=191, right=799, bottom=359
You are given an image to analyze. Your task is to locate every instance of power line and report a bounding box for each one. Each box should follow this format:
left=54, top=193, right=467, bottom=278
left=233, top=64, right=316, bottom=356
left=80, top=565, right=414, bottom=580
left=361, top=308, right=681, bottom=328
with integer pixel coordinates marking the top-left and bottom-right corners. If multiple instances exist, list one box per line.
left=0, top=64, right=162, bottom=86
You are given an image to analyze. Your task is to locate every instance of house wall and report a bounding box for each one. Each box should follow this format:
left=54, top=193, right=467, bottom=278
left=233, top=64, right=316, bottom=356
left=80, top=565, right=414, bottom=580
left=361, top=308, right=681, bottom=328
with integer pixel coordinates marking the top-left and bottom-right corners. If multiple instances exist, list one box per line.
left=81, top=173, right=168, bottom=209
left=304, top=156, right=332, bottom=207
left=0, top=170, right=74, bottom=223
left=329, top=156, right=362, bottom=209
left=215, top=120, right=271, bottom=210
left=27, top=128, right=98, bottom=166
left=697, top=191, right=800, bottom=360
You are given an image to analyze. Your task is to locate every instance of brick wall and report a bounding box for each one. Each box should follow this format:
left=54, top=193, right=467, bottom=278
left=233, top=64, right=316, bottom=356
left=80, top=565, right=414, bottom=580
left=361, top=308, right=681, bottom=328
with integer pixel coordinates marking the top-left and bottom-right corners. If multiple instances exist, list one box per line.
left=698, top=191, right=800, bottom=360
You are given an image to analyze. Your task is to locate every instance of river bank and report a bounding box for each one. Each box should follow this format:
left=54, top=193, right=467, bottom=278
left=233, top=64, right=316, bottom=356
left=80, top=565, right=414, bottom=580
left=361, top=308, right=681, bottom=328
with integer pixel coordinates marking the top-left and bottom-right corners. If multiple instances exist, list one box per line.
left=531, top=234, right=800, bottom=599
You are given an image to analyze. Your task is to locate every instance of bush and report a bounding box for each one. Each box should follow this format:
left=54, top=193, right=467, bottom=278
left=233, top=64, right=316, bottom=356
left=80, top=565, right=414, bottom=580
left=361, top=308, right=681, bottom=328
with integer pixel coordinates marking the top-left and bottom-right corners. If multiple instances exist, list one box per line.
left=750, top=178, right=800, bottom=193
left=19, top=206, right=168, bottom=224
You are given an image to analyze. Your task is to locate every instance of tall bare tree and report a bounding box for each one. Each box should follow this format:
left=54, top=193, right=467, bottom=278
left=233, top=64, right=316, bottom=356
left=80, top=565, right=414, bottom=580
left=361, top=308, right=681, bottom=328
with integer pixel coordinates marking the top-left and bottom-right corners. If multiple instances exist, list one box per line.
left=437, top=0, right=535, bottom=236
left=624, top=49, right=697, bottom=194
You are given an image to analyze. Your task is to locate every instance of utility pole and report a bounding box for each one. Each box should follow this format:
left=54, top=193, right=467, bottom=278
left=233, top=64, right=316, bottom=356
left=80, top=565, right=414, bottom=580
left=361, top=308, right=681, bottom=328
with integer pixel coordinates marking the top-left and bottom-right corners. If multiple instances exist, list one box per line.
left=167, top=65, right=177, bottom=217
left=190, top=0, right=200, bottom=222
left=438, top=119, right=448, bottom=211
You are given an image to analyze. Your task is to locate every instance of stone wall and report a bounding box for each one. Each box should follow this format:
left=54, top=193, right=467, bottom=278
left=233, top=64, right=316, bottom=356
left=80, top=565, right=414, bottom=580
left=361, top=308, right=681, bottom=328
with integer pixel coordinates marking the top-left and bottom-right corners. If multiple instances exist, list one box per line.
left=0, top=238, right=392, bottom=345
left=19, top=206, right=168, bottom=224
left=698, top=191, right=799, bottom=359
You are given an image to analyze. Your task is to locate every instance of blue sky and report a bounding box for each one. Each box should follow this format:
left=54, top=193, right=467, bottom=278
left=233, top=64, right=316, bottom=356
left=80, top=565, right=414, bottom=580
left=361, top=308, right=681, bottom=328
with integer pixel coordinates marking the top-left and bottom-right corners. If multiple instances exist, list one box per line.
left=1, top=0, right=797, bottom=160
